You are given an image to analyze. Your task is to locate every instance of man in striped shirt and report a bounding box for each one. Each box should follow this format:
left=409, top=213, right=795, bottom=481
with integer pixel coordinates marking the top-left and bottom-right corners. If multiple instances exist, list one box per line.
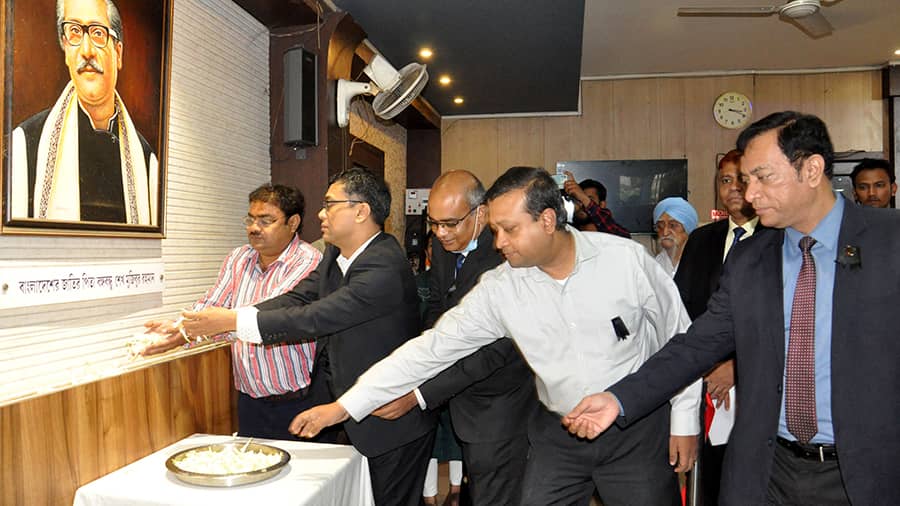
left=143, top=184, right=323, bottom=440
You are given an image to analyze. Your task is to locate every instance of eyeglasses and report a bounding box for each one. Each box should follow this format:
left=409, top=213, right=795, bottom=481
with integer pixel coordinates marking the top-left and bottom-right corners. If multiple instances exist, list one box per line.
left=61, top=22, right=119, bottom=49
left=242, top=215, right=284, bottom=227
left=322, top=199, right=363, bottom=210
left=426, top=207, right=476, bottom=231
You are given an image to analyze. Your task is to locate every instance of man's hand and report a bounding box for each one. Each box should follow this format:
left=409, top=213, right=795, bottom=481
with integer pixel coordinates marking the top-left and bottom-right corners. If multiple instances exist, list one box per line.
left=289, top=402, right=350, bottom=438
left=562, top=171, right=591, bottom=207
left=669, top=434, right=699, bottom=472
left=140, top=319, right=185, bottom=356
left=705, top=359, right=735, bottom=409
left=371, top=391, right=418, bottom=420
left=561, top=392, right=620, bottom=439
left=181, top=307, right=237, bottom=339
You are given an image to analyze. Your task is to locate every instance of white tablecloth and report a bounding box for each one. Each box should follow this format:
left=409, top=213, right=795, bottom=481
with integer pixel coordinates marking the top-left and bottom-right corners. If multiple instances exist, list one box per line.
left=73, top=434, right=374, bottom=506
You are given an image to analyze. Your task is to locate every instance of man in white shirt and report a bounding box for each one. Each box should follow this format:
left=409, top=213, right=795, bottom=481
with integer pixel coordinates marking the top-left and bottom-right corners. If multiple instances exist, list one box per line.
left=288, top=167, right=701, bottom=505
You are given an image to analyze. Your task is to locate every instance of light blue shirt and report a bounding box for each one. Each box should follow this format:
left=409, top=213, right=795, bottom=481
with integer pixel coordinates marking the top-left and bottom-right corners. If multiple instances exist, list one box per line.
left=779, top=195, right=844, bottom=444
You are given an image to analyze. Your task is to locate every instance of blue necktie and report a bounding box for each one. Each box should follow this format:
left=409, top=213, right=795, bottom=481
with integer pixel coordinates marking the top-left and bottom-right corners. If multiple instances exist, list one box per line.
left=454, top=253, right=466, bottom=278
left=726, top=226, right=746, bottom=259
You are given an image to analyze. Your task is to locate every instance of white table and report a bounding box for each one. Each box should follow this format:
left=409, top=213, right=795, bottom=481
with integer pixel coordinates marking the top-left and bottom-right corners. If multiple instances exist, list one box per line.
left=73, top=434, right=374, bottom=506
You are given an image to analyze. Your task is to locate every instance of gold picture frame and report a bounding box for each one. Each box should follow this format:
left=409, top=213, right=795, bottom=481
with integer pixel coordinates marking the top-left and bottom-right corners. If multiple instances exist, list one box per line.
left=2, top=0, right=172, bottom=237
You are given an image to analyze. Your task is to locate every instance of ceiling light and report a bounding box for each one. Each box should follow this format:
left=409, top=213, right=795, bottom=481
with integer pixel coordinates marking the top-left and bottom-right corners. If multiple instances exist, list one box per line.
left=453, top=97, right=464, bottom=105
left=439, top=75, right=452, bottom=86
left=419, top=47, right=433, bottom=59
left=895, top=49, right=900, bottom=56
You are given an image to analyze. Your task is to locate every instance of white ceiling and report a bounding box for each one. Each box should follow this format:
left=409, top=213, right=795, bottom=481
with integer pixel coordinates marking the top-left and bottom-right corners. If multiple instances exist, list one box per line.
left=582, top=0, right=900, bottom=77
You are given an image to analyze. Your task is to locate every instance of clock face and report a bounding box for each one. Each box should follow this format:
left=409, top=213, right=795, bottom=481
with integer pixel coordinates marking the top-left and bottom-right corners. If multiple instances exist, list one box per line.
left=713, top=92, right=752, bottom=129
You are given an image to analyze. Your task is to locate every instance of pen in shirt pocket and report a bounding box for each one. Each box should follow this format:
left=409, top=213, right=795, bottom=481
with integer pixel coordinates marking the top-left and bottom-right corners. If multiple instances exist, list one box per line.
left=611, top=316, right=630, bottom=341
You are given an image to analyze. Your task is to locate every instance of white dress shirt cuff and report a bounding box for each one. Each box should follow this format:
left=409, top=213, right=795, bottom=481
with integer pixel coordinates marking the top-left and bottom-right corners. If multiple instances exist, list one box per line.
left=235, top=306, right=263, bottom=344
left=669, top=378, right=702, bottom=436
left=413, top=388, right=427, bottom=410
left=339, top=388, right=374, bottom=422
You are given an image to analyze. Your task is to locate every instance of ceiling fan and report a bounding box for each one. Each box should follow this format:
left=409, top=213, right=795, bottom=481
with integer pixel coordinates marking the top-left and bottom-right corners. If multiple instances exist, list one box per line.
left=678, top=0, right=836, bottom=38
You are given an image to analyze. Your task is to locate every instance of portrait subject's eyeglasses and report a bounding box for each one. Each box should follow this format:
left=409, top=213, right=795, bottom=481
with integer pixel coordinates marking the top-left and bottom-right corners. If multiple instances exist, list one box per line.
left=426, top=207, right=476, bottom=231
left=60, top=22, right=119, bottom=49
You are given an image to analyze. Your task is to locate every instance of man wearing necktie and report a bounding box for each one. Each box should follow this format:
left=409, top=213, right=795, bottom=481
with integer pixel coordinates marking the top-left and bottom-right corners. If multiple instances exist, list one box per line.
left=673, top=149, right=762, bottom=505
left=562, top=111, right=900, bottom=505
left=371, top=170, right=537, bottom=506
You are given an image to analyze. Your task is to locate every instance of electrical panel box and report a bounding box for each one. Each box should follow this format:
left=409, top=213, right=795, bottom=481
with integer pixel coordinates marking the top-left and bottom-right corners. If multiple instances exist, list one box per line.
left=405, top=188, right=430, bottom=215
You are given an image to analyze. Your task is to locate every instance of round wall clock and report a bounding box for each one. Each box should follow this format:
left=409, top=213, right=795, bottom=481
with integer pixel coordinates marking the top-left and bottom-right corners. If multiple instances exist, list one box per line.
left=713, top=92, right=752, bottom=129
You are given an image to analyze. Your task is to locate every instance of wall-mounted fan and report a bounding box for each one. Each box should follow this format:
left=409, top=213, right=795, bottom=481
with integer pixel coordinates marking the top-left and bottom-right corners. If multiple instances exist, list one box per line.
left=336, top=50, right=428, bottom=128
left=678, top=0, right=835, bottom=38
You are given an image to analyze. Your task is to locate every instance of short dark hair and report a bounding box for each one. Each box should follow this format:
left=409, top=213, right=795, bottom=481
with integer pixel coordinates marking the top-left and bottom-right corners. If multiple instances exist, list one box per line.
left=578, top=179, right=607, bottom=202
left=850, top=158, right=894, bottom=184
left=57, top=0, right=124, bottom=49
left=736, top=111, right=834, bottom=179
left=485, top=167, right=566, bottom=230
left=329, top=167, right=392, bottom=226
left=718, top=149, right=742, bottom=171
left=249, top=183, right=305, bottom=233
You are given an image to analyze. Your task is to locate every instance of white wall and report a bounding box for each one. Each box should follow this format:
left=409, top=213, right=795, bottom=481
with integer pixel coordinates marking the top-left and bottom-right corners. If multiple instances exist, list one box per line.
left=0, top=0, right=271, bottom=406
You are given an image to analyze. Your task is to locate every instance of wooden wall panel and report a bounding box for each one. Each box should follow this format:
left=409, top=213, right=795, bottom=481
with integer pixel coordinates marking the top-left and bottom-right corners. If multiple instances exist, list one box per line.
left=498, top=118, right=545, bottom=172
left=0, top=348, right=233, bottom=506
left=443, top=70, right=886, bottom=221
left=442, top=119, right=499, bottom=185
left=824, top=71, right=884, bottom=152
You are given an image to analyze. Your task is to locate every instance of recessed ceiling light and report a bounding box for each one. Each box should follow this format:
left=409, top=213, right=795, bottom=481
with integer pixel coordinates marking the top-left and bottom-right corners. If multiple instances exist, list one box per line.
left=419, top=48, right=433, bottom=59
left=439, top=75, right=452, bottom=86
left=453, top=97, right=464, bottom=105
left=895, top=48, right=900, bottom=56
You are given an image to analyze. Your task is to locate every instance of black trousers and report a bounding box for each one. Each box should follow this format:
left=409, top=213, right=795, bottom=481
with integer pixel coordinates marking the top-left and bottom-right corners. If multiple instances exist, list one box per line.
left=699, top=441, right=727, bottom=505
left=460, top=433, right=530, bottom=506
left=521, top=404, right=680, bottom=506
left=765, top=443, right=850, bottom=505
left=237, top=373, right=340, bottom=442
left=369, top=429, right=437, bottom=506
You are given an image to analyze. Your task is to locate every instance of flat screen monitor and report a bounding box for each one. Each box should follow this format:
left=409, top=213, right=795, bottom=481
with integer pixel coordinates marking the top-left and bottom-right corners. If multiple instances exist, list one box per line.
left=556, top=159, right=688, bottom=235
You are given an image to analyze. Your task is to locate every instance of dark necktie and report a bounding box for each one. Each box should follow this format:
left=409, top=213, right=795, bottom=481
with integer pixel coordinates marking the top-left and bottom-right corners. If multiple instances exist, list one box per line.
left=786, top=236, right=818, bottom=443
left=454, top=253, right=466, bottom=279
left=724, top=226, right=746, bottom=261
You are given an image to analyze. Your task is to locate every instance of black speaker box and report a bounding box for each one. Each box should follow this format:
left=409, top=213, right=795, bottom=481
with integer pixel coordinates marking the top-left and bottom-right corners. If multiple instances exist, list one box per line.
left=283, top=46, right=317, bottom=147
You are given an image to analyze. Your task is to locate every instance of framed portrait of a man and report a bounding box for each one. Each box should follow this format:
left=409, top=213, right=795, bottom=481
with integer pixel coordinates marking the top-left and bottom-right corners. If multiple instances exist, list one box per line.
left=2, top=0, right=171, bottom=237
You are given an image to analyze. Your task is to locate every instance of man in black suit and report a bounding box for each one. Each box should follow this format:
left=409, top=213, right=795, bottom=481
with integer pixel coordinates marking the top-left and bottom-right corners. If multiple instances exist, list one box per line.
left=181, top=167, right=436, bottom=506
left=372, top=171, right=537, bottom=506
left=673, top=149, right=760, bottom=505
left=562, top=111, right=900, bottom=505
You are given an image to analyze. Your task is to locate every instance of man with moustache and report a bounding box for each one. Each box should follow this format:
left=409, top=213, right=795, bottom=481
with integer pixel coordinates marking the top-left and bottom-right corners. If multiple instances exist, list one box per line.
left=10, top=0, right=157, bottom=224
left=673, top=149, right=761, bottom=504
left=850, top=158, right=895, bottom=208
left=141, top=184, right=324, bottom=441
left=653, top=197, right=698, bottom=276
left=372, top=170, right=537, bottom=506
left=288, top=167, right=701, bottom=506
left=562, top=112, right=900, bottom=505
left=176, top=168, right=436, bottom=506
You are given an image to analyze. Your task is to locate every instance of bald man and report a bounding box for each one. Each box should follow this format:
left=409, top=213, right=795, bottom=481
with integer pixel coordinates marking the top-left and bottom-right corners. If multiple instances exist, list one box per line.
left=373, top=171, right=538, bottom=505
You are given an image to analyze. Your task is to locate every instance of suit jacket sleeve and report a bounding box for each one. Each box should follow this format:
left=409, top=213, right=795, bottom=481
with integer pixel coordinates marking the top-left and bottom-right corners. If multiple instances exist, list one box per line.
left=417, top=338, right=520, bottom=408
left=253, top=249, right=407, bottom=344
